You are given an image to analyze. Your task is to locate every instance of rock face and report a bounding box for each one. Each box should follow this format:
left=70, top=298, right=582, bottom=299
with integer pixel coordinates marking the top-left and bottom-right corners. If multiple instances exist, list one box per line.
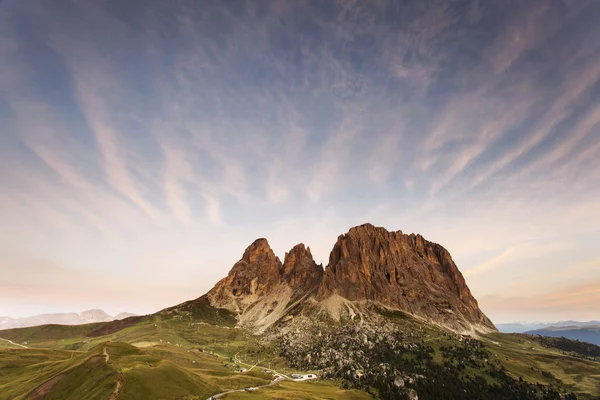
left=317, top=224, right=494, bottom=332
left=282, top=244, right=323, bottom=294
left=206, top=224, right=496, bottom=333
left=208, top=238, right=283, bottom=312
left=207, top=239, right=322, bottom=329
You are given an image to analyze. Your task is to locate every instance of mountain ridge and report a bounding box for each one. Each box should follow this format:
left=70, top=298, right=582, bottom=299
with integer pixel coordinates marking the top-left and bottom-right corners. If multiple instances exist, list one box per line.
left=0, top=310, right=137, bottom=330
left=497, top=320, right=600, bottom=333
left=525, top=325, right=600, bottom=346
left=207, top=223, right=495, bottom=334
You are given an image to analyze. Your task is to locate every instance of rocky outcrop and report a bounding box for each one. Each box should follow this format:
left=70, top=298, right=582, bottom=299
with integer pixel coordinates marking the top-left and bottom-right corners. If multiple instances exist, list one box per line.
left=282, top=244, right=323, bottom=295
left=205, top=224, right=496, bottom=333
left=207, top=239, right=323, bottom=331
left=317, top=223, right=494, bottom=332
left=207, top=238, right=283, bottom=312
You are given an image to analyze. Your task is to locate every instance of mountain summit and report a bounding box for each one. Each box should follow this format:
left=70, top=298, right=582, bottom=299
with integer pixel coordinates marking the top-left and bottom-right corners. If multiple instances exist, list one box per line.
left=207, top=224, right=495, bottom=333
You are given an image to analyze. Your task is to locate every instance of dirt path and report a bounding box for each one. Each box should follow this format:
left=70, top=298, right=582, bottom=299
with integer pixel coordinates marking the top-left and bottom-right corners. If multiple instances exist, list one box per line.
left=108, top=372, right=123, bottom=400
left=26, top=374, right=66, bottom=400
left=102, top=344, right=110, bottom=362
left=103, top=343, right=123, bottom=400
left=0, top=337, right=28, bottom=348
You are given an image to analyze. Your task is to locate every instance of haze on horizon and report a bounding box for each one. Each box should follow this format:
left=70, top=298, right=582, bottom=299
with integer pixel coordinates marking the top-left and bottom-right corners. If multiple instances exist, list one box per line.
left=1, top=0, right=599, bottom=324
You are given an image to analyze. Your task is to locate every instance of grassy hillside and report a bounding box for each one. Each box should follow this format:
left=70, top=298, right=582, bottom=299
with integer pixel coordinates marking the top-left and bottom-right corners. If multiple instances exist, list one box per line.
left=0, top=302, right=375, bottom=400
left=1, top=302, right=598, bottom=399
left=484, top=332, right=600, bottom=399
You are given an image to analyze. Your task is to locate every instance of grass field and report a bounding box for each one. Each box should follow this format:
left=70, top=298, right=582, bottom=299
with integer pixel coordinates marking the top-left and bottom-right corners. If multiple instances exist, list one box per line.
left=220, top=380, right=375, bottom=399
left=1, top=304, right=599, bottom=400
left=0, top=308, right=376, bottom=400
left=483, top=332, right=600, bottom=400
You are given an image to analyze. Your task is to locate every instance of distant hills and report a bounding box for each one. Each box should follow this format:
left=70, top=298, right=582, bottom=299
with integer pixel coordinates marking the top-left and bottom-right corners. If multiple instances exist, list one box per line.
left=0, top=310, right=136, bottom=330
left=525, top=325, right=600, bottom=346
left=496, top=321, right=600, bottom=333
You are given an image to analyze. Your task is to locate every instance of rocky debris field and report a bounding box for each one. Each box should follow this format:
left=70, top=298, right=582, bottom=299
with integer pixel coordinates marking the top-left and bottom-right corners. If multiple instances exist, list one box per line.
left=261, top=314, right=578, bottom=400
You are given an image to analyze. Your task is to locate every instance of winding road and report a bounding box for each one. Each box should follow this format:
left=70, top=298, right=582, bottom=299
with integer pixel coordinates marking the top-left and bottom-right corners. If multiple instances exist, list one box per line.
left=207, top=375, right=286, bottom=399
left=203, top=348, right=317, bottom=399
left=0, top=337, right=28, bottom=348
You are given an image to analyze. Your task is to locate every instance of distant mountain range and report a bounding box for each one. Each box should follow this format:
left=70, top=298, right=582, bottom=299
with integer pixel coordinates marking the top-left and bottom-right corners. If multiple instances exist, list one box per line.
left=525, top=325, right=600, bottom=346
left=0, top=310, right=137, bottom=330
left=496, top=321, right=600, bottom=333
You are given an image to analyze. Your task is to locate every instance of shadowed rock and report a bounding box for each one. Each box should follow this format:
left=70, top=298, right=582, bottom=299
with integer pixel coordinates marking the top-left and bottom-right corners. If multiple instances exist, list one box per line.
left=282, top=244, right=323, bottom=295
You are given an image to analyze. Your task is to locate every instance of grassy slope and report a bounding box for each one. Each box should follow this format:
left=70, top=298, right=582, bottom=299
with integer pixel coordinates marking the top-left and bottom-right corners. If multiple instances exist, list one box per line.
left=221, top=380, right=375, bottom=399
left=367, top=309, right=600, bottom=399
left=1, top=304, right=598, bottom=400
left=484, top=332, right=600, bottom=400
left=0, top=344, right=115, bottom=400
left=0, top=305, right=374, bottom=400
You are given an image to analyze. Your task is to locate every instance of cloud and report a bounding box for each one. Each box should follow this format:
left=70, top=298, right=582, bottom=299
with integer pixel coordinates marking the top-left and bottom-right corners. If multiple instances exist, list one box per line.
left=1, top=0, right=599, bottom=321
left=480, top=281, right=600, bottom=323
left=161, top=140, right=193, bottom=223
left=203, top=194, right=221, bottom=224
left=463, top=241, right=574, bottom=279
left=469, top=58, right=600, bottom=190
left=69, top=67, right=159, bottom=218
left=535, top=102, right=600, bottom=168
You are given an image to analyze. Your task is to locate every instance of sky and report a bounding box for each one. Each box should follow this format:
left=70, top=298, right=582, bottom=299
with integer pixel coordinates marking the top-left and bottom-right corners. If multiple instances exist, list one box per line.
left=1, top=0, right=599, bottom=324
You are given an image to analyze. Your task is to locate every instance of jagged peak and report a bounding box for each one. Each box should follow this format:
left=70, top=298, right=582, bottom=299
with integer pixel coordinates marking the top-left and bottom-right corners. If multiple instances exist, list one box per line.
left=207, top=223, right=496, bottom=333
left=343, top=223, right=406, bottom=241
left=242, top=238, right=280, bottom=264
left=284, top=243, right=314, bottom=264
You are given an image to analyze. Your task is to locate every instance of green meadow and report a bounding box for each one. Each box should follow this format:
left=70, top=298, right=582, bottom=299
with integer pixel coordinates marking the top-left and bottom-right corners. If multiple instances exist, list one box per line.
left=1, top=307, right=599, bottom=399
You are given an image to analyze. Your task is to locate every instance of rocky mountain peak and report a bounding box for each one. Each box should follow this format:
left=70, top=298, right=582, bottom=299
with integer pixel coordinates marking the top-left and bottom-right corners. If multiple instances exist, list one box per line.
left=241, top=238, right=281, bottom=265
left=283, top=244, right=323, bottom=293
left=206, top=224, right=495, bottom=333
left=283, top=243, right=312, bottom=265
left=207, top=238, right=283, bottom=312
left=318, top=224, right=494, bottom=331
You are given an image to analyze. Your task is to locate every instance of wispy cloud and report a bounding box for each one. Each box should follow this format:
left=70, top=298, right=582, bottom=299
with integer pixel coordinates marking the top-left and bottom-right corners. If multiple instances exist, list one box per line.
left=162, top=140, right=193, bottom=224
left=464, top=241, right=573, bottom=279
left=480, top=281, right=600, bottom=322
left=469, top=58, right=600, bottom=190
left=1, top=0, right=599, bottom=321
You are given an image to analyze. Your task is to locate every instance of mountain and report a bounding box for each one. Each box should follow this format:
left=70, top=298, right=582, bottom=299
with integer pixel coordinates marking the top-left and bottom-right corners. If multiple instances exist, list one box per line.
left=497, top=321, right=600, bottom=333
left=208, top=223, right=495, bottom=334
left=114, top=312, right=137, bottom=320
left=526, top=325, right=600, bottom=346
left=3, top=224, right=598, bottom=400
left=0, top=310, right=137, bottom=330
left=79, top=309, right=112, bottom=323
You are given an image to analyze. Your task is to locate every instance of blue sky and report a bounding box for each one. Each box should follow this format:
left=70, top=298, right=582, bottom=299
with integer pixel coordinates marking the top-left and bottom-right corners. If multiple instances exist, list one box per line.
left=1, top=0, right=599, bottom=323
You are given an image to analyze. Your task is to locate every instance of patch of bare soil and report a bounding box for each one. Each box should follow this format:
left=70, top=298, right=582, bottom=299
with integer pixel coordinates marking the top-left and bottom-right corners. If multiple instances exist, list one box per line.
left=84, top=354, right=106, bottom=367
left=108, top=371, right=124, bottom=400
left=26, top=374, right=66, bottom=400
